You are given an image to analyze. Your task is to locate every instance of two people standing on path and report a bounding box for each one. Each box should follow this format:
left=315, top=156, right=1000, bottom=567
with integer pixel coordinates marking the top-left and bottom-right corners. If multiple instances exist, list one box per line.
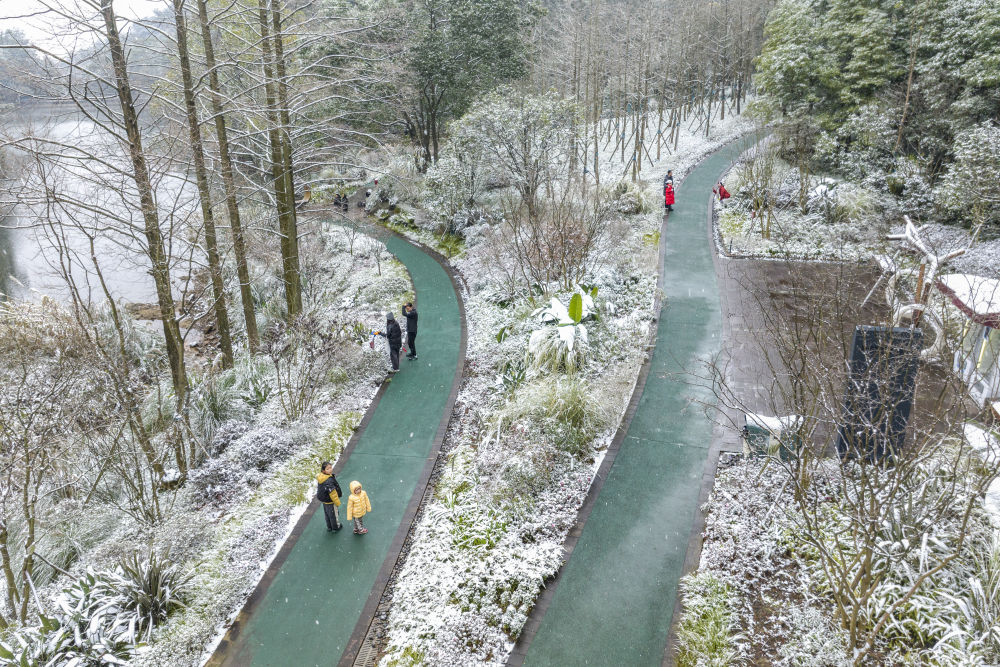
left=316, top=463, right=373, bottom=536
left=664, top=170, right=675, bottom=211
left=375, top=303, right=418, bottom=371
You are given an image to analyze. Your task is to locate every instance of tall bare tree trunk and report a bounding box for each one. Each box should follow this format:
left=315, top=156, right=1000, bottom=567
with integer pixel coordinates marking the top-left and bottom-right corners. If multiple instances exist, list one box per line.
left=258, top=0, right=301, bottom=319
left=197, top=0, right=259, bottom=353
left=270, top=0, right=301, bottom=314
left=172, top=0, right=234, bottom=369
left=100, top=0, right=187, bottom=410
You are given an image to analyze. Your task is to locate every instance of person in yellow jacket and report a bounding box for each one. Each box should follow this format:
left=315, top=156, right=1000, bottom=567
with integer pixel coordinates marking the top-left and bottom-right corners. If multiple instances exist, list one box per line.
left=346, top=480, right=372, bottom=535
left=316, top=462, right=342, bottom=532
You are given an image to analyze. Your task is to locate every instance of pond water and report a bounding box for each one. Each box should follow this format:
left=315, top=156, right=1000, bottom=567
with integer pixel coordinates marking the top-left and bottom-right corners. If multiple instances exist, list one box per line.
left=0, top=106, right=195, bottom=304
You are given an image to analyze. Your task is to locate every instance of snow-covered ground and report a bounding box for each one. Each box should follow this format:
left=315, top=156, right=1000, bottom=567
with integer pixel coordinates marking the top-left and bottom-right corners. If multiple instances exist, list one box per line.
left=713, top=153, right=888, bottom=262
left=713, top=151, right=1000, bottom=272
left=376, top=106, right=753, bottom=665
left=682, top=451, right=999, bottom=666
left=7, top=224, right=413, bottom=667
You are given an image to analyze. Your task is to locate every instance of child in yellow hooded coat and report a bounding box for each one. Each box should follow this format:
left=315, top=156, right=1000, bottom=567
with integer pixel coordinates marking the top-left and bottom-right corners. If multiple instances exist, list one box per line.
left=346, top=480, right=372, bottom=534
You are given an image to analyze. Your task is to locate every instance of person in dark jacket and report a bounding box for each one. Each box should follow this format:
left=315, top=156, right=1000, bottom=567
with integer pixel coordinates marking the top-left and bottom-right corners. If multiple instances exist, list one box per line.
left=316, top=461, right=343, bottom=532
left=663, top=170, right=674, bottom=187
left=384, top=312, right=403, bottom=371
left=403, top=302, right=418, bottom=360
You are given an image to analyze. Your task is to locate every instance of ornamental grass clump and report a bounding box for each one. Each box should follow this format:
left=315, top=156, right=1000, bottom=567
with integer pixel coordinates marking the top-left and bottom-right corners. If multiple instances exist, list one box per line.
left=675, top=572, right=740, bottom=667
left=502, top=377, right=607, bottom=459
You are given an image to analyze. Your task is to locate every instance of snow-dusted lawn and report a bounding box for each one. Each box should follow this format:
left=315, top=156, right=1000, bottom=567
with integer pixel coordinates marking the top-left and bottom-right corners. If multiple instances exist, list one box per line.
left=376, top=108, right=754, bottom=665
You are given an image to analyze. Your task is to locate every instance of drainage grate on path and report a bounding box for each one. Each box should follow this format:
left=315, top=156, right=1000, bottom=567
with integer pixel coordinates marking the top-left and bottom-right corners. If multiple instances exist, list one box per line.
left=353, top=631, right=377, bottom=667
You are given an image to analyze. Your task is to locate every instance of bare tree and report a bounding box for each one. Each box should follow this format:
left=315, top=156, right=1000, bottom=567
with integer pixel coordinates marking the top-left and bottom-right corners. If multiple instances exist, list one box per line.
left=171, top=0, right=235, bottom=368
left=706, top=256, right=993, bottom=664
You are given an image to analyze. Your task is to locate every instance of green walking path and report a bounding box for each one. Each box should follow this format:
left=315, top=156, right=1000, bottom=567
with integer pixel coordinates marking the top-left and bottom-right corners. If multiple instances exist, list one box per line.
left=521, top=140, right=749, bottom=666
left=215, top=233, right=461, bottom=667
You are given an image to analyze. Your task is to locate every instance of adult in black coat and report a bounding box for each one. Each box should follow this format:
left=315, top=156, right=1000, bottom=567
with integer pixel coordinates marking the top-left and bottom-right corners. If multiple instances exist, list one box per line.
left=384, top=312, right=403, bottom=371
left=316, top=461, right=343, bottom=531
left=403, top=302, right=418, bottom=360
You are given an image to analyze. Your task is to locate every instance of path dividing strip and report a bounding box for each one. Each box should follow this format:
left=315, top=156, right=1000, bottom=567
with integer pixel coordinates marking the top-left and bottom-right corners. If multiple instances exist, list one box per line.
left=510, top=138, right=750, bottom=667
left=208, top=227, right=465, bottom=667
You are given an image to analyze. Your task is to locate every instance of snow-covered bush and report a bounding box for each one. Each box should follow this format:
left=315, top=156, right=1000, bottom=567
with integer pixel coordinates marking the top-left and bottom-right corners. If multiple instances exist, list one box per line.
left=231, top=426, right=295, bottom=471
left=96, top=303, right=165, bottom=376
left=231, top=354, right=273, bottom=410
left=0, top=553, right=190, bottom=666
left=208, top=420, right=253, bottom=458
left=189, top=370, right=252, bottom=445
left=936, top=121, right=1000, bottom=232
left=263, top=317, right=345, bottom=422
left=606, top=179, right=653, bottom=215
left=423, top=130, right=493, bottom=220
left=500, top=377, right=605, bottom=459
left=0, top=617, right=129, bottom=667
left=188, top=458, right=241, bottom=504
left=527, top=325, right=587, bottom=374
left=104, top=551, right=192, bottom=643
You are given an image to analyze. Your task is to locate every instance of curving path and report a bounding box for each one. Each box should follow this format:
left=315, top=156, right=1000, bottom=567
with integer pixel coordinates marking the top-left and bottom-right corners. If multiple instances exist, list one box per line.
left=511, top=139, right=750, bottom=666
left=208, top=226, right=464, bottom=666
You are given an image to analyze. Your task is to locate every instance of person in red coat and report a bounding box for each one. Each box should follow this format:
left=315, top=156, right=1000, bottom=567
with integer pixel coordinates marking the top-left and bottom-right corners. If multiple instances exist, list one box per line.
left=713, top=182, right=731, bottom=207
left=664, top=182, right=675, bottom=211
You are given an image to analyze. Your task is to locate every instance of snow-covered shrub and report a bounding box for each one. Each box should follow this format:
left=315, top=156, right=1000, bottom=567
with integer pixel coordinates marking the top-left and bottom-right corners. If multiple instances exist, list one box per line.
left=423, top=129, right=493, bottom=220
left=189, top=370, right=251, bottom=446
left=831, top=104, right=898, bottom=183
left=888, top=156, right=935, bottom=219
left=96, top=303, right=165, bottom=376
left=106, top=551, right=192, bottom=643
left=0, top=616, right=129, bottom=667
left=776, top=605, right=851, bottom=666
left=262, top=317, right=345, bottom=422
left=606, top=179, right=653, bottom=215
left=937, top=531, right=1000, bottom=658
left=675, top=571, right=740, bottom=667
left=527, top=325, right=587, bottom=374
left=833, top=181, right=878, bottom=223
left=232, top=426, right=295, bottom=471
left=188, top=458, right=241, bottom=504
left=232, top=354, right=273, bottom=410
left=501, top=377, right=605, bottom=458
left=140, top=379, right=177, bottom=434
left=208, top=420, right=252, bottom=457
left=0, top=553, right=190, bottom=667
left=527, top=291, right=595, bottom=374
